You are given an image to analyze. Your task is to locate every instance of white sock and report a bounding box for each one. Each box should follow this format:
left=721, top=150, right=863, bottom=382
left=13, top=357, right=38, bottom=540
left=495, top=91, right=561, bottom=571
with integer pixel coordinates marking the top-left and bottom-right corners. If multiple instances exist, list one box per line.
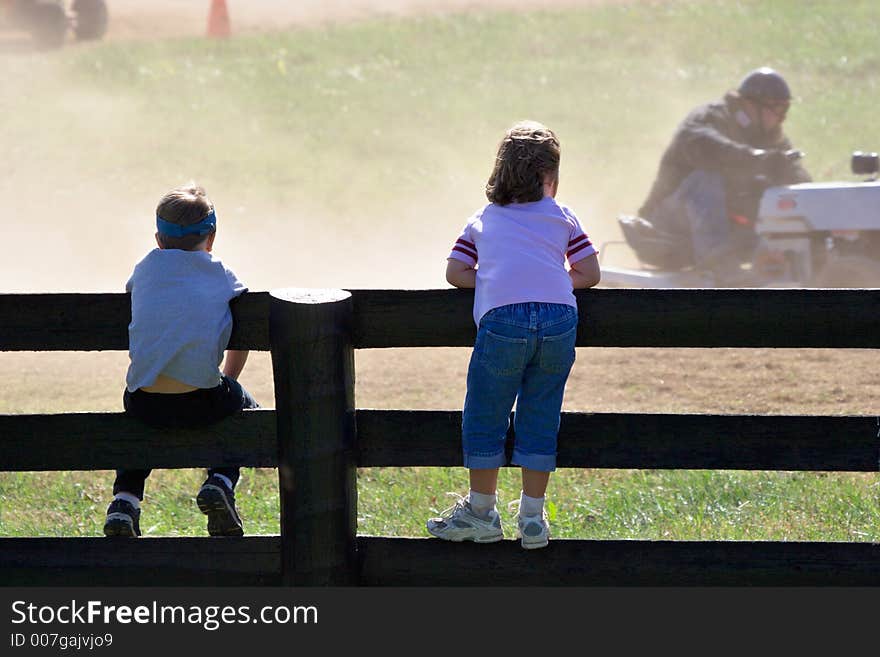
left=467, top=490, right=496, bottom=519
left=114, top=492, right=140, bottom=509
left=213, top=473, right=234, bottom=490
left=520, top=492, right=544, bottom=518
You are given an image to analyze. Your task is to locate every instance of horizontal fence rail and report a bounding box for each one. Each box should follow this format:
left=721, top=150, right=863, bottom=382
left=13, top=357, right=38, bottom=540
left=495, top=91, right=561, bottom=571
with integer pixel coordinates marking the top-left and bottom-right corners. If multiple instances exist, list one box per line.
left=0, top=410, right=278, bottom=471
left=5, top=288, right=880, bottom=351
left=0, top=537, right=282, bottom=587
left=356, top=537, right=880, bottom=587
left=0, top=291, right=271, bottom=352
left=2, top=409, right=878, bottom=472
left=1, top=288, right=879, bottom=587
left=2, top=537, right=877, bottom=587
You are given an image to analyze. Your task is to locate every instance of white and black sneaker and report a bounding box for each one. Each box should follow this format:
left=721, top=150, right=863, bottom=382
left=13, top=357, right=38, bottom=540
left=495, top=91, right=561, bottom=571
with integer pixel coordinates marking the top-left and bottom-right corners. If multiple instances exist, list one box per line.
left=508, top=500, right=550, bottom=549
left=196, top=475, right=244, bottom=537
left=103, top=499, right=141, bottom=537
left=426, top=493, right=503, bottom=543
left=516, top=512, right=550, bottom=550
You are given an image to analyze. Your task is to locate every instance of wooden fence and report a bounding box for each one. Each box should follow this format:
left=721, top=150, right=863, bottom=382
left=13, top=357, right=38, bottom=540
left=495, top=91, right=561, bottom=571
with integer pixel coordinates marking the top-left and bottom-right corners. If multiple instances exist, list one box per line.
left=0, top=288, right=878, bottom=586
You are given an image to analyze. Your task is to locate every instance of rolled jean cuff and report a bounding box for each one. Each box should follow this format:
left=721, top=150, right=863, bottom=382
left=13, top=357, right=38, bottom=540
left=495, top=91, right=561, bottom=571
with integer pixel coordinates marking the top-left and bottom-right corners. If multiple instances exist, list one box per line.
left=511, top=449, right=556, bottom=472
left=463, top=451, right=507, bottom=470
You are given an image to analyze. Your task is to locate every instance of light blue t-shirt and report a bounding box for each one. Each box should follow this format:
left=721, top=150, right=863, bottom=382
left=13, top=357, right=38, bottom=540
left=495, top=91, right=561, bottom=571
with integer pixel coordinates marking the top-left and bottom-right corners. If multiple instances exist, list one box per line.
left=125, top=248, right=247, bottom=392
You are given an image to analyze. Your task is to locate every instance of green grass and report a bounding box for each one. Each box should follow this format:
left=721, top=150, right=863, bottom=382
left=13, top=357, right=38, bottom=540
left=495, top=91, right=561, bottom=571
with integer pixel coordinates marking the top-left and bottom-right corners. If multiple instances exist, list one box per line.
left=0, top=467, right=876, bottom=541
left=0, top=0, right=878, bottom=540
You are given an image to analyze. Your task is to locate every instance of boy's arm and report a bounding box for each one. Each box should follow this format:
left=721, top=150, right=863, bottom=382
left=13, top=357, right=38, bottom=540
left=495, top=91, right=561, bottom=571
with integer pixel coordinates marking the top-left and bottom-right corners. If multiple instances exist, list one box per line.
left=223, top=350, right=249, bottom=380
left=446, top=258, right=476, bottom=288
left=570, top=253, right=601, bottom=288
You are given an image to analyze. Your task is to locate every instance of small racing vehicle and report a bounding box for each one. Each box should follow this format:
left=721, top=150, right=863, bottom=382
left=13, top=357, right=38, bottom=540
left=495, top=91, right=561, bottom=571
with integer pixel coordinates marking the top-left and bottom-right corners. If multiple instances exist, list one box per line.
left=0, top=0, right=107, bottom=49
left=600, top=151, right=880, bottom=288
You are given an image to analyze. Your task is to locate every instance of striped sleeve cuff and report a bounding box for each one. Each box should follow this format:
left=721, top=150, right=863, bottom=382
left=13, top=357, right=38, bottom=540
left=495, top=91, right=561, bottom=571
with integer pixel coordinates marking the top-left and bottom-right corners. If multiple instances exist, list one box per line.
left=567, top=234, right=597, bottom=263
left=449, top=238, right=477, bottom=265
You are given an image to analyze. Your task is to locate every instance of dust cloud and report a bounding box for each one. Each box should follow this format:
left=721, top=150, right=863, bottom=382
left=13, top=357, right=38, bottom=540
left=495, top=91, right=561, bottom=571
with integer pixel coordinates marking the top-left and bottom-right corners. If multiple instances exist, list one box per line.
left=0, top=0, right=680, bottom=294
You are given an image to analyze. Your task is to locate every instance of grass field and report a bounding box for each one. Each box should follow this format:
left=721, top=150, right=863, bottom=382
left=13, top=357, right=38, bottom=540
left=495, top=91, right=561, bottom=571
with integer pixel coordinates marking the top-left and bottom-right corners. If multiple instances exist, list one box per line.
left=0, top=0, right=878, bottom=541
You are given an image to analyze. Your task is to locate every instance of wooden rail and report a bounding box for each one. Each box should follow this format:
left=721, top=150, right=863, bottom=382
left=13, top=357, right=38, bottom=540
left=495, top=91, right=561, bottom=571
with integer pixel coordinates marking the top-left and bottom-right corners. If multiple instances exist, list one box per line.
left=1, top=288, right=878, bottom=586
left=5, top=288, right=880, bottom=350
left=1, top=409, right=877, bottom=472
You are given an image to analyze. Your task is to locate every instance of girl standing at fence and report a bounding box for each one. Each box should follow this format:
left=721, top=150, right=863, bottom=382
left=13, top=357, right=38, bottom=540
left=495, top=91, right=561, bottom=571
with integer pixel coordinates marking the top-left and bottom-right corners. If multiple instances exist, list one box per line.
left=426, top=120, right=601, bottom=549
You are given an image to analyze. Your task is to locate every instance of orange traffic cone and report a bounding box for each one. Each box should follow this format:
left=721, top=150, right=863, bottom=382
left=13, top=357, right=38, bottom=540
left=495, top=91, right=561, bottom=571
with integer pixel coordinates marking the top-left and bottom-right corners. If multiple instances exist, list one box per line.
left=207, top=0, right=231, bottom=38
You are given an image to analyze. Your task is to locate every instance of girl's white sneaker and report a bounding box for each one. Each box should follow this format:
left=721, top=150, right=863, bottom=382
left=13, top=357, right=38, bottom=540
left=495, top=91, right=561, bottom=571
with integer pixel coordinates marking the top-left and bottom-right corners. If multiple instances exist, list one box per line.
left=516, top=512, right=550, bottom=550
left=426, top=493, right=504, bottom=543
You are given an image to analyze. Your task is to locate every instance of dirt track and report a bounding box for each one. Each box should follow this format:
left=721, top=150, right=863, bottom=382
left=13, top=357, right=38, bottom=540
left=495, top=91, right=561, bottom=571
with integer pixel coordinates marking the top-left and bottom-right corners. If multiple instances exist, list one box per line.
left=103, top=0, right=619, bottom=41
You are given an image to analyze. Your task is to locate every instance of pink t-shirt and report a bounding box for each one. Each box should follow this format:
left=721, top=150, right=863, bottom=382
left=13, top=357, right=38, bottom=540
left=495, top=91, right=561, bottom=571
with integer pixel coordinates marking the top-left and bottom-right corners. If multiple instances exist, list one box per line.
left=448, top=196, right=598, bottom=326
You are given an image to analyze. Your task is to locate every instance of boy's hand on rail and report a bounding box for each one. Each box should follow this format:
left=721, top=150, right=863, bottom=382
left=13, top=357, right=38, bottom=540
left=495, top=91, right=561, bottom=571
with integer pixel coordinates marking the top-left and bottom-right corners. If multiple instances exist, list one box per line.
left=223, top=349, right=249, bottom=380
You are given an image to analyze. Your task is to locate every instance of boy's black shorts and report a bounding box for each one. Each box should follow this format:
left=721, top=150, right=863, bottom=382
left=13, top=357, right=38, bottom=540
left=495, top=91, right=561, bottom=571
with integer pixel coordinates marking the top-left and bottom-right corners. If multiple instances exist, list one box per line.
left=123, top=375, right=259, bottom=429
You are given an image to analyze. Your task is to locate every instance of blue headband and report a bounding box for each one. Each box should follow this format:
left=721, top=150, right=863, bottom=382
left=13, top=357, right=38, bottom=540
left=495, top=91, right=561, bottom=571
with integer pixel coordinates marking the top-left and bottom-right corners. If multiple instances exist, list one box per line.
left=156, top=210, right=216, bottom=237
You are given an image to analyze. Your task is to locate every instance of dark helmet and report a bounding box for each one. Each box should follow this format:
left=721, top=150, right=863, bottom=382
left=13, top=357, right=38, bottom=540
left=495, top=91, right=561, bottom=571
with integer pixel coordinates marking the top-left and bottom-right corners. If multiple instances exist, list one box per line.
left=737, top=67, right=791, bottom=102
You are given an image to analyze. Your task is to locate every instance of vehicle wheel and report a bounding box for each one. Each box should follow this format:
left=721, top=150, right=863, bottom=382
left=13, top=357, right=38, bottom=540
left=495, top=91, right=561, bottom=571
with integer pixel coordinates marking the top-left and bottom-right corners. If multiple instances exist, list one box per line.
left=72, top=0, right=107, bottom=40
left=809, top=255, right=880, bottom=288
left=26, top=1, right=68, bottom=49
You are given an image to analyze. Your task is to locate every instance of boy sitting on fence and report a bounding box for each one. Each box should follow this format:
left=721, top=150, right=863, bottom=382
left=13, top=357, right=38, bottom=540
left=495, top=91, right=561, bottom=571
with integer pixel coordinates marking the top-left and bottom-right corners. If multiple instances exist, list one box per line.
left=103, top=182, right=258, bottom=538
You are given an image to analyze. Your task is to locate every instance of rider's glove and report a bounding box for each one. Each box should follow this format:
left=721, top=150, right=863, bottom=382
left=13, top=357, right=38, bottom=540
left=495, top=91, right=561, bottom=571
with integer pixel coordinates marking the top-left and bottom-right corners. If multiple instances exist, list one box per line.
left=751, top=148, right=794, bottom=179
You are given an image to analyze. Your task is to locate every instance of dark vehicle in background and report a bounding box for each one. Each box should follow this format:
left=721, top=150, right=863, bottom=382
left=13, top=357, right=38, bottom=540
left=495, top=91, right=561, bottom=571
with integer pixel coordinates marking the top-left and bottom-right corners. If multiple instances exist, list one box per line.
left=0, top=0, right=108, bottom=48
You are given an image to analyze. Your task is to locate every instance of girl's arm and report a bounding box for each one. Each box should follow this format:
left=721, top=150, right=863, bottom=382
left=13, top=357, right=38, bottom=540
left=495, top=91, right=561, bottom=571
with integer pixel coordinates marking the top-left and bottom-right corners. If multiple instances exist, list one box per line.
left=570, top=253, right=601, bottom=288
left=446, top=258, right=476, bottom=288
left=223, top=349, right=249, bottom=380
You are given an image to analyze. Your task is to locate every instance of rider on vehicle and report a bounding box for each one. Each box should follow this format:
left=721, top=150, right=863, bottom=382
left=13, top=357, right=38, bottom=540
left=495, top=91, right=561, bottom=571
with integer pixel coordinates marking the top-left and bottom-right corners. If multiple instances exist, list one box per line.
left=635, top=67, right=812, bottom=284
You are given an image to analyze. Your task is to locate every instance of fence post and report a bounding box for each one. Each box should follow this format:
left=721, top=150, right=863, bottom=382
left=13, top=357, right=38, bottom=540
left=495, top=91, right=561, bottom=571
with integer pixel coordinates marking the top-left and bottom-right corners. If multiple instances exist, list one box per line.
left=269, top=288, right=357, bottom=586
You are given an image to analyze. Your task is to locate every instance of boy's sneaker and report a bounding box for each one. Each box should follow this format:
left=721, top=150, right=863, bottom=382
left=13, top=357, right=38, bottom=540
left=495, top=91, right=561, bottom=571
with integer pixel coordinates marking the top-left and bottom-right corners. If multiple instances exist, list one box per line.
left=517, top=511, right=550, bottom=550
left=196, top=475, right=244, bottom=537
left=426, top=493, right=503, bottom=543
left=103, top=499, right=141, bottom=537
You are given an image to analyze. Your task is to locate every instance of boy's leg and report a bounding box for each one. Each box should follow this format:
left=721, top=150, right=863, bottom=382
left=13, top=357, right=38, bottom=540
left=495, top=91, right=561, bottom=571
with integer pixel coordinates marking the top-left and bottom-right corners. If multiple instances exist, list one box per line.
left=107, top=390, right=153, bottom=537
left=196, top=471, right=243, bottom=537
left=112, top=469, right=150, bottom=500
left=104, top=469, right=149, bottom=537
left=206, top=467, right=239, bottom=488
left=197, top=376, right=258, bottom=536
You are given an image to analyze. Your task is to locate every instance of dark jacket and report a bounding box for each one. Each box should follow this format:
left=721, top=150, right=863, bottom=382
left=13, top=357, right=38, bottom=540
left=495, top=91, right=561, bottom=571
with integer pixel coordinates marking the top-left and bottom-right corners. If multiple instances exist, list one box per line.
left=639, top=92, right=812, bottom=221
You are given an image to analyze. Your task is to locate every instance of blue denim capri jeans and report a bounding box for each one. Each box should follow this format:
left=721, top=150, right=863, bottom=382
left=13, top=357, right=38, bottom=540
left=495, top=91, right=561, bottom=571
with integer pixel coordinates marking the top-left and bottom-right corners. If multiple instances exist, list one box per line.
left=462, top=302, right=578, bottom=472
